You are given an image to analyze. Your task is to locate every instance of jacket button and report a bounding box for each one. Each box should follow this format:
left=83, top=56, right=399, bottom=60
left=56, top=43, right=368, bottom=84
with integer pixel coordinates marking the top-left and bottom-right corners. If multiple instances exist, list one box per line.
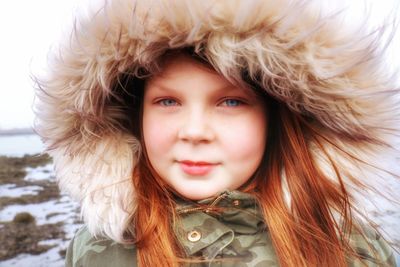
left=232, top=200, right=240, bottom=206
left=187, top=230, right=201, bottom=242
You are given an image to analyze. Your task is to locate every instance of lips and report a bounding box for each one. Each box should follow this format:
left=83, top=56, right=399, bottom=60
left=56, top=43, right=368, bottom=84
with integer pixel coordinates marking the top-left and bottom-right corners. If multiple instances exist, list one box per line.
left=178, top=160, right=217, bottom=176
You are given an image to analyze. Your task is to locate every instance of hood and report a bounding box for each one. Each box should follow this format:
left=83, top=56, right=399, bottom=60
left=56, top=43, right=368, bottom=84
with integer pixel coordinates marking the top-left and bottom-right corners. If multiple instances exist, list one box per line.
left=34, top=0, right=400, bottom=242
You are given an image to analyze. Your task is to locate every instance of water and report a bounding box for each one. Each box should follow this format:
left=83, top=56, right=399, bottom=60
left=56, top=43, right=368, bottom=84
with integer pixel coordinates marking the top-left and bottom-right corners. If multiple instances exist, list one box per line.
left=0, top=134, right=44, bottom=156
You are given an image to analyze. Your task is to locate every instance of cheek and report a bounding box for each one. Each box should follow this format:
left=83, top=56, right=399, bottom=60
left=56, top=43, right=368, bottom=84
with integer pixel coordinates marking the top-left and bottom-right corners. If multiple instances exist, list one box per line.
left=221, top=115, right=267, bottom=161
left=142, top=112, right=176, bottom=157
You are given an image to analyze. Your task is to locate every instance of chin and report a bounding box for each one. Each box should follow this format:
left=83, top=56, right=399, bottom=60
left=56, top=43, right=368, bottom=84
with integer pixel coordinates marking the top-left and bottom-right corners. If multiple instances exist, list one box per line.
left=177, top=186, right=223, bottom=201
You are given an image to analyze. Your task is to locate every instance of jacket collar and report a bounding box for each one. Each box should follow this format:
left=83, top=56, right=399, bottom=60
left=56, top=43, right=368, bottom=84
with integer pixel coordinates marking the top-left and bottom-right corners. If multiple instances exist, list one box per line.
left=174, top=191, right=265, bottom=257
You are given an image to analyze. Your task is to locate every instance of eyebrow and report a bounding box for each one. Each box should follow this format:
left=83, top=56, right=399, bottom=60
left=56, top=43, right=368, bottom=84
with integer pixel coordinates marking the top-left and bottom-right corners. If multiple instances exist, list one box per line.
left=147, top=82, right=256, bottom=97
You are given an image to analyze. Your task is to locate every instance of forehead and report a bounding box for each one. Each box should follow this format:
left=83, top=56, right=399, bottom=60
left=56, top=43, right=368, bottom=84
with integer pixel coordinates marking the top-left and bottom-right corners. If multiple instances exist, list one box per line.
left=145, top=54, right=256, bottom=96
left=149, top=54, right=221, bottom=82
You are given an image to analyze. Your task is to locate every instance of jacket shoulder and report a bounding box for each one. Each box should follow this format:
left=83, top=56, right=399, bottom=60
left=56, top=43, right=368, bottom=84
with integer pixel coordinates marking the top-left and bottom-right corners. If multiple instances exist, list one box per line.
left=65, top=226, right=137, bottom=267
left=347, top=223, right=396, bottom=267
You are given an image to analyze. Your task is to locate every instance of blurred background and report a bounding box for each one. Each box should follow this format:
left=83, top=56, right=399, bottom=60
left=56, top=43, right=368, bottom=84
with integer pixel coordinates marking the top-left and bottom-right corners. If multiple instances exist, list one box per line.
left=0, top=0, right=399, bottom=266
left=0, top=1, right=82, bottom=266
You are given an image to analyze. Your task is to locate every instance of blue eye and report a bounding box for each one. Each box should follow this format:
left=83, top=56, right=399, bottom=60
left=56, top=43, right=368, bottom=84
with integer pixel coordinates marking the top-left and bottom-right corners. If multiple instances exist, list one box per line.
left=159, top=99, right=178, bottom=106
left=222, top=99, right=242, bottom=107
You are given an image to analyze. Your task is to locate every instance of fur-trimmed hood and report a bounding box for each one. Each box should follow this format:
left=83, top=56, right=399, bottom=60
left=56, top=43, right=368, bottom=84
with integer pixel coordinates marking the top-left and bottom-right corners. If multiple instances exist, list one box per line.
left=35, top=0, right=400, bottom=242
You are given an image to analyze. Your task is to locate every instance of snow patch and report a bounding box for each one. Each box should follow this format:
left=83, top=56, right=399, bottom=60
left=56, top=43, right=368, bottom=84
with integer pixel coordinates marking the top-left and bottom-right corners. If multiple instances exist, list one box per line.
left=0, top=197, right=79, bottom=225
left=0, top=247, right=64, bottom=267
left=0, top=184, right=43, bottom=197
left=24, top=164, right=54, bottom=181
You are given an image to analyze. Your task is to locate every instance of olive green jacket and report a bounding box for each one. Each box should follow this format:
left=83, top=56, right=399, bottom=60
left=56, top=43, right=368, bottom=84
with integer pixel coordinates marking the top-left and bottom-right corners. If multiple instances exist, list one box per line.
left=66, top=191, right=396, bottom=267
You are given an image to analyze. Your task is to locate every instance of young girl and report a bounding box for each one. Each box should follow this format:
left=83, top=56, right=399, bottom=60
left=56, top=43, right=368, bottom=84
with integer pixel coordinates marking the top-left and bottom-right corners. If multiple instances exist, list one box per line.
left=35, top=0, right=399, bottom=266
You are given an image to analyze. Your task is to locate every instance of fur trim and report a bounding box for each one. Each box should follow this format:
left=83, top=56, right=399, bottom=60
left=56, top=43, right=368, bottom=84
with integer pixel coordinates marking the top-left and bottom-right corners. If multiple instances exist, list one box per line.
left=34, top=0, right=400, bottom=242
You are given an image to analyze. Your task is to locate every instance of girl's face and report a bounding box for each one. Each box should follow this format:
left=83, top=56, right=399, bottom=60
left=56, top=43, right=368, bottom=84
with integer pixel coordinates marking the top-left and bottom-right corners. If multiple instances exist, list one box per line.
left=143, top=54, right=268, bottom=200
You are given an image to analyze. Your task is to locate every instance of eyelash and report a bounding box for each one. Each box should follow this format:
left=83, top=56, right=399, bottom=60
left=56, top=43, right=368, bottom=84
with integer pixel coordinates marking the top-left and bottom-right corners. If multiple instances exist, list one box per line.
left=155, top=97, right=246, bottom=107
left=219, top=98, right=245, bottom=107
left=157, top=98, right=179, bottom=107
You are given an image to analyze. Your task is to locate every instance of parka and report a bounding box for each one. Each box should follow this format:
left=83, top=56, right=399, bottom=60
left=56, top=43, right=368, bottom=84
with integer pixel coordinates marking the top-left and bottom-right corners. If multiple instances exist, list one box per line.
left=34, top=0, right=400, bottom=266
left=65, top=191, right=395, bottom=266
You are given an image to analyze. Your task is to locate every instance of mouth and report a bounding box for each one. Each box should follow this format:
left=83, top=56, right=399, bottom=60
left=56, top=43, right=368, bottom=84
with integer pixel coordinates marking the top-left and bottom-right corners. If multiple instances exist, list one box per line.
left=178, top=160, right=218, bottom=176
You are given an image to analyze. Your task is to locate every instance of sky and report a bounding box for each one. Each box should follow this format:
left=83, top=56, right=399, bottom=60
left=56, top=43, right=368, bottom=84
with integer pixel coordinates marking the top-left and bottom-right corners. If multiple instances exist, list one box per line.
left=0, top=0, right=80, bottom=130
left=0, top=0, right=399, bottom=130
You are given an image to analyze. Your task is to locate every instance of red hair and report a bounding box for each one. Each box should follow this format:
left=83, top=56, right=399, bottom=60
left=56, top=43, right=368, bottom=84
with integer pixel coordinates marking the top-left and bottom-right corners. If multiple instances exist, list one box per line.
left=128, top=51, right=378, bottom=267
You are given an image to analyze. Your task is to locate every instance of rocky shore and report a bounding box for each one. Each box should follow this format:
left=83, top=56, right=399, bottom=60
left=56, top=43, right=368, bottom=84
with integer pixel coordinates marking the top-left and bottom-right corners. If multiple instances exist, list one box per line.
left=0, top=154, right=82, bottom=266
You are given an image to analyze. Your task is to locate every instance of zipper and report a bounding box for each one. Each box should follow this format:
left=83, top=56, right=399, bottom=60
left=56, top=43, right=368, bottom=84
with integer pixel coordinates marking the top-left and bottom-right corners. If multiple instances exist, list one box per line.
left=177, top=191, right=229, bottom=215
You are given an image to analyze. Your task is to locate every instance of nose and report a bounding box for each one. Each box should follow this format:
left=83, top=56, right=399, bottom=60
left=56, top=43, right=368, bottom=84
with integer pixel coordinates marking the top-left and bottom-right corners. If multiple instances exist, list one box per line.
left=178, top=107, right=215, bottom=144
